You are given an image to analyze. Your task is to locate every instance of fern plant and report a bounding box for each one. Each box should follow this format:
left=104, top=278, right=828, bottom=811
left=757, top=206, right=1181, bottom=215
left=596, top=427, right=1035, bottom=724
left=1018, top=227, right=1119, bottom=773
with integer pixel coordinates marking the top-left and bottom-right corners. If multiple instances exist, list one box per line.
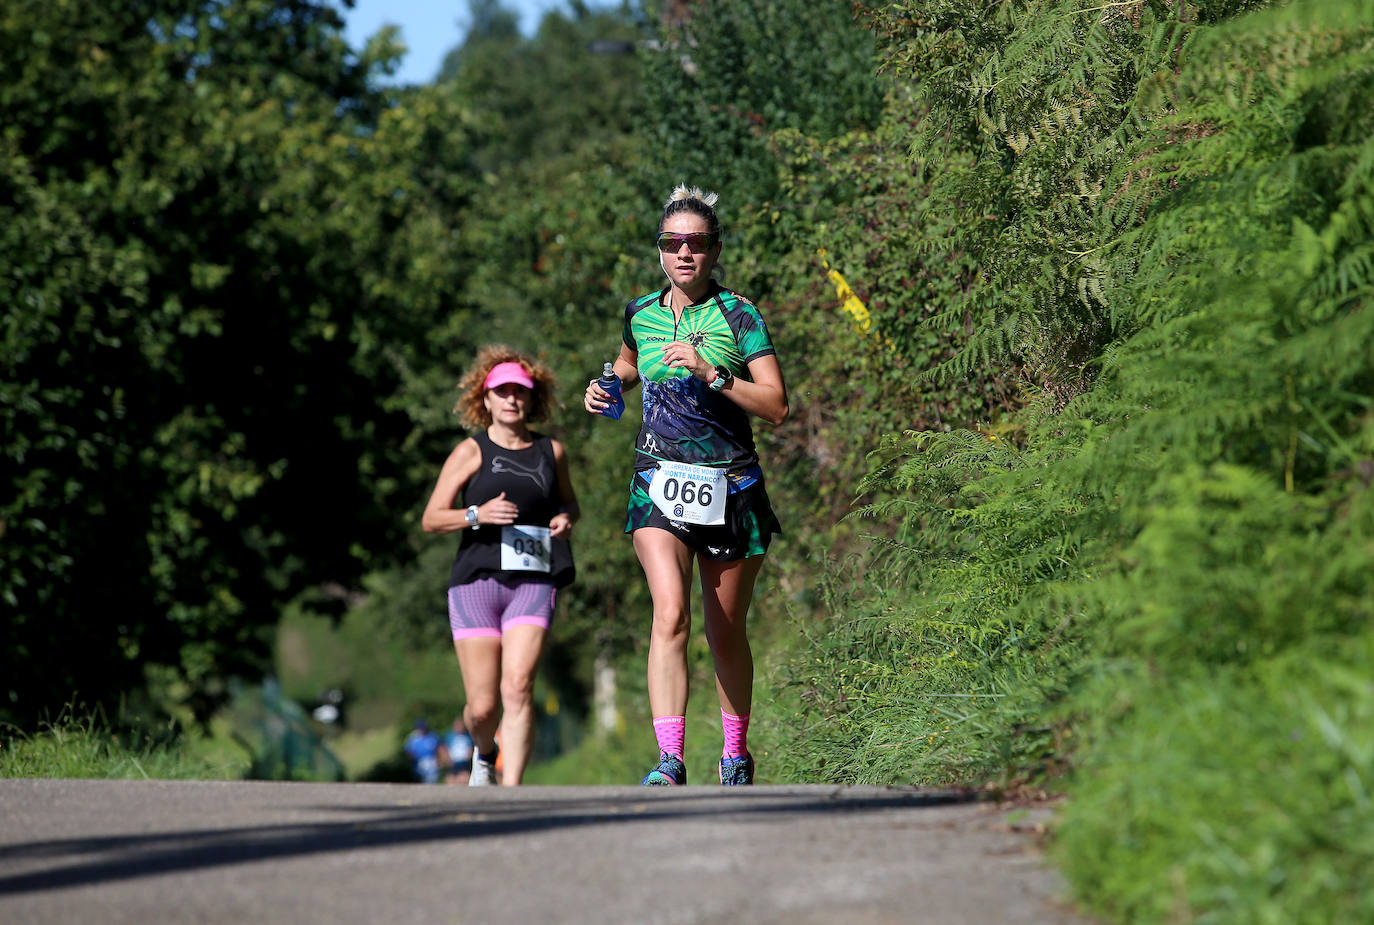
left=775, top=0, right=1373, bottom=920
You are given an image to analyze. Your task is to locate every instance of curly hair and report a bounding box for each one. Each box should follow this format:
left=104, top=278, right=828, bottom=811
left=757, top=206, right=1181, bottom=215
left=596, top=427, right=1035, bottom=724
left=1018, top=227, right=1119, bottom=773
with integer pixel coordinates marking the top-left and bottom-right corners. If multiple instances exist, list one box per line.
left=454, top=345, right=559, bottom=431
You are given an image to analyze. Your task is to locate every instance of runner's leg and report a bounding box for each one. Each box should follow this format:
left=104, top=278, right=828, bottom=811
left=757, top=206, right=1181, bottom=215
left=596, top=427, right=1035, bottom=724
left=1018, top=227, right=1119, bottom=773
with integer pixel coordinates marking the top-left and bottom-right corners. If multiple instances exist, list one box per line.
left=455, top=637, right=502, bottom=755
left=699, top=555, right=764, bottom=719
left=497, top=623, right=546, bottom=785
left=450, top=581, right=507, bottom=756
left=633, top=527, right=696, bottom=719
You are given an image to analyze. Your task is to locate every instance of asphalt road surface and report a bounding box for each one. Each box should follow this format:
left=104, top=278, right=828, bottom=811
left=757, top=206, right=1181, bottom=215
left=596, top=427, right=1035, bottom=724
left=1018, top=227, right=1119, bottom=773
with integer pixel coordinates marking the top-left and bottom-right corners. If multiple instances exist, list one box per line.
left=0, top=780, right=1097, bottom=925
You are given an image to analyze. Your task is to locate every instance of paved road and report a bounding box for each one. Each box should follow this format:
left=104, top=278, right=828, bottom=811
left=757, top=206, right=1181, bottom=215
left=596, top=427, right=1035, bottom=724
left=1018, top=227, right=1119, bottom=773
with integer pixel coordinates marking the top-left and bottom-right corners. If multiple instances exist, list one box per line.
left=0, top=780, right=1095, bottom=925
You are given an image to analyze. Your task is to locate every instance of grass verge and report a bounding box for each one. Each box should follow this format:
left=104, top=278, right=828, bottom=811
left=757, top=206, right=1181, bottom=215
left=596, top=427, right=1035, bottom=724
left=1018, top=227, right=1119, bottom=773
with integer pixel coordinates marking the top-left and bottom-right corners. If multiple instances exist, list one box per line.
left=0, top=713, right=249, bottom=780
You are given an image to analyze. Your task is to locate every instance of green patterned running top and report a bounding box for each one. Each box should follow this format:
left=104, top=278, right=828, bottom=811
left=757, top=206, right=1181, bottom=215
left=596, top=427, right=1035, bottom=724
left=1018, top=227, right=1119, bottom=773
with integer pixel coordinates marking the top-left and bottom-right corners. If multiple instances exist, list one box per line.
left=621, top=282, right=776, bottom=474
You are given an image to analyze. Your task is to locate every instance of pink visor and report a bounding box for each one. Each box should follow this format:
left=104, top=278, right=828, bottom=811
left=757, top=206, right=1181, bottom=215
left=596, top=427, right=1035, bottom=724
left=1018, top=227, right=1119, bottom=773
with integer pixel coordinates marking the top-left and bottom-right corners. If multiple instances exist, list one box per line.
left=483, top=361, right=534, bottom=390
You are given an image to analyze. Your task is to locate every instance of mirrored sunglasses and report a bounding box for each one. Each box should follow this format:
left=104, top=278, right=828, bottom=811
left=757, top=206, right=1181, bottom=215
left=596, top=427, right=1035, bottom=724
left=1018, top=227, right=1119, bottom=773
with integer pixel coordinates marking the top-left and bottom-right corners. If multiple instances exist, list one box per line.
left=656, top=232, right=718, bottom=254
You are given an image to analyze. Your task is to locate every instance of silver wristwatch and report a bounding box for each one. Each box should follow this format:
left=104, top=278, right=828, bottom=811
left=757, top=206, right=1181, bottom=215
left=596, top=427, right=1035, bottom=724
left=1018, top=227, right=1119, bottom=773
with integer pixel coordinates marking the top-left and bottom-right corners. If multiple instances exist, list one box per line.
left=465, top=504, right=480, bottom=526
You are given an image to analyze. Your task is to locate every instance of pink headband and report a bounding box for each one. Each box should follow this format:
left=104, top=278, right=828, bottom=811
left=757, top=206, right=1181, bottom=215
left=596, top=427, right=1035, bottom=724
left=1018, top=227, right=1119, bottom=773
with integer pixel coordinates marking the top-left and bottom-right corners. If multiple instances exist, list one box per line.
left=483, top=361, right=534, bottom=391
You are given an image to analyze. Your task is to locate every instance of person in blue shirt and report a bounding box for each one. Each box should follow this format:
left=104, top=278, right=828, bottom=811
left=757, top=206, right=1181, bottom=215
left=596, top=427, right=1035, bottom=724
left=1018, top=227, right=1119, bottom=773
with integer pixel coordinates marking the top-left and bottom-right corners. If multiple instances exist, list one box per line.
left=403, top=718, right=443, bottom=784
left=443, top=717, right=475, bottom=784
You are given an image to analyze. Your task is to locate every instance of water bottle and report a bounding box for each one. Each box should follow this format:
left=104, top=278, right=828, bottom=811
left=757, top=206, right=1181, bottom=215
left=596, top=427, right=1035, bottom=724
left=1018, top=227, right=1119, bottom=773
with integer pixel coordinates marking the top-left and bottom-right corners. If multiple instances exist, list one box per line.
left=597, top=361, right=624, bottom=420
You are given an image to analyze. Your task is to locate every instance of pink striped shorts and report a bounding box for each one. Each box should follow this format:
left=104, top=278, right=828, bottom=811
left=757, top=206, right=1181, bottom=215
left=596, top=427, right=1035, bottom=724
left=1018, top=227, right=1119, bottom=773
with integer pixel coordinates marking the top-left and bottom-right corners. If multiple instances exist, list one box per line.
left=447, top=576, right=557, bottom=640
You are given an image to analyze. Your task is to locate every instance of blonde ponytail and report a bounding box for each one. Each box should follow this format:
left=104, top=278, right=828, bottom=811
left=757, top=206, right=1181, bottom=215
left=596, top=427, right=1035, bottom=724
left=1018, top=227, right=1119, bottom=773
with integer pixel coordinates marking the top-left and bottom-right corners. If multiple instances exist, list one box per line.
left=659, top=183, right=723, bottom=238
left=665, top=184, right=719, bottom=210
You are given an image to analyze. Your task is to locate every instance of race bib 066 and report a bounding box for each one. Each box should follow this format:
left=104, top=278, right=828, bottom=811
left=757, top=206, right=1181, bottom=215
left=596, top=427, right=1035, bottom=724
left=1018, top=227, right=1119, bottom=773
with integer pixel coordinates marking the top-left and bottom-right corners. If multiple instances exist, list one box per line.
left=501, top=525, right=552, bottom=572
left=648, top=462, right=727, bottom=526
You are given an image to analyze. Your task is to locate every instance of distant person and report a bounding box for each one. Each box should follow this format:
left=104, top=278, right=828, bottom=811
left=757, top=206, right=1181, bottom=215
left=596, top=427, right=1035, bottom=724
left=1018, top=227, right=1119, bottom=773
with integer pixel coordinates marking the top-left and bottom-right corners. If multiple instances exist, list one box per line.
left=403, top=719, right=443, bottom=784
left=422, top=346, right=579, bottom=786
left=584, top=184, right=788, bottom=786
left=444, top=717, right=475, bottom=785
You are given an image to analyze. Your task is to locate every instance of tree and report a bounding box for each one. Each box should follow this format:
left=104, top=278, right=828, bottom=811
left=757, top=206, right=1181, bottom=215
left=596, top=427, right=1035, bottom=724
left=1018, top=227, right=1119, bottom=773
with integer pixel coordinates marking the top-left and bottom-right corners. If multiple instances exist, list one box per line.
left=437, top=0, right=647, bottom=173
left=0, top=0, right=480, bottom=727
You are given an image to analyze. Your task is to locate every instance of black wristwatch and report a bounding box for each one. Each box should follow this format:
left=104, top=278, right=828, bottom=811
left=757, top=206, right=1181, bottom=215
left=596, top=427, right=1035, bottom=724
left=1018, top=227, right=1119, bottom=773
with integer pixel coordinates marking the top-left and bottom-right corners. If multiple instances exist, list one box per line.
left=708, top=365, right=733, bottom=392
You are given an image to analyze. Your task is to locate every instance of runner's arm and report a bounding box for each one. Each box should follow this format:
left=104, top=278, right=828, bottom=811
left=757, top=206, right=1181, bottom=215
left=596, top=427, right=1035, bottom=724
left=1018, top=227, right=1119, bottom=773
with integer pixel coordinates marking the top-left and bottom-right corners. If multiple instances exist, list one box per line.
left=728, top=353, right=789, bottom=426
left=612, top=343, right=640, bottom=391
left=548, top=439, right=579, bottom=538
left=421, top=439, right=487, bottom=533
left=661, top=342, right=789, bottom=426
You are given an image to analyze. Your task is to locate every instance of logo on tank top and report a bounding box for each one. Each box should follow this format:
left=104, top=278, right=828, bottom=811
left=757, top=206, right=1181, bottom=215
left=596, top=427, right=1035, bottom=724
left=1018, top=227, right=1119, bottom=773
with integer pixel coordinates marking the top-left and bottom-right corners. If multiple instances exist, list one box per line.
left=490, top=455, right=549, bottom=492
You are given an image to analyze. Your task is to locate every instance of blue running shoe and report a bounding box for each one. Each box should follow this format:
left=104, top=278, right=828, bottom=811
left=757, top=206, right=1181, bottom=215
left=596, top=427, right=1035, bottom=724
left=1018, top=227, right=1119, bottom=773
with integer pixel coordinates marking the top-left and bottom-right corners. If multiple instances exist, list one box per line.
left=719, top=753, right=754, bottom=786
left=640, top=753, right=687, bottom=786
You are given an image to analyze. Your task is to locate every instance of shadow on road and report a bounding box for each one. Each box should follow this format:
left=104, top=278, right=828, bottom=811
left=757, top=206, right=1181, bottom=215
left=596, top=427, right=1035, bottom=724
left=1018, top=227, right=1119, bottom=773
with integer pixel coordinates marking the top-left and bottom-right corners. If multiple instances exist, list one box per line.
left=0, top=786, right=975, bottom=896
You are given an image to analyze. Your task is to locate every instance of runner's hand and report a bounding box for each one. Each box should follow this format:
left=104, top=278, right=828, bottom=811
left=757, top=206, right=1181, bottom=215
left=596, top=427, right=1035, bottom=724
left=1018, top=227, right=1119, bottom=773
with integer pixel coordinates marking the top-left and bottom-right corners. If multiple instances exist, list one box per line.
left=548, top=512, right=573, bottom=539
left=584, top=378, right=610, bottom=414
left=661, top=341, right=709, bottom=379
left=479, top=491, right=518, bottom=525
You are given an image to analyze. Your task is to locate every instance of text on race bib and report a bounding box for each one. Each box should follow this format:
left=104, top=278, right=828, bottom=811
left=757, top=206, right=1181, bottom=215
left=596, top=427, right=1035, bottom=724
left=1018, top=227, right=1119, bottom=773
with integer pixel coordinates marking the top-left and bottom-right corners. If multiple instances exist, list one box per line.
left=500, top=525, right=552, bottom=573
left=648, top=461, right=727, bottom=526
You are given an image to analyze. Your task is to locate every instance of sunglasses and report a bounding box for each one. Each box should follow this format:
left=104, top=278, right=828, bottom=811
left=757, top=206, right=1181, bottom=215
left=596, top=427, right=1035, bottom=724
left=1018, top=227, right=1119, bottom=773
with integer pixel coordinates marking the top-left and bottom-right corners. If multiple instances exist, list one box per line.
left=656, top=232, right=718, bottom=254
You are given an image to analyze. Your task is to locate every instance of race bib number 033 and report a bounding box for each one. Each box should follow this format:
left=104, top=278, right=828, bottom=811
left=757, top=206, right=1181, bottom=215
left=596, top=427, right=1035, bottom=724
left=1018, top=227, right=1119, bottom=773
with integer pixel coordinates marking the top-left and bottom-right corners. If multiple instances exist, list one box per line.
left=501, top=525, right=552, bottom=572
left=648, top=462, right=727, bottom=526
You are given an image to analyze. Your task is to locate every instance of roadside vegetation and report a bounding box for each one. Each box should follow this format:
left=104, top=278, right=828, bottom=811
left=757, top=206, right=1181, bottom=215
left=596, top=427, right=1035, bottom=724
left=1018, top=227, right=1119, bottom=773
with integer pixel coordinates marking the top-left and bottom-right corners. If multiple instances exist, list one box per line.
left=1, top=712, right=248, bottom=780
left=4, top=1, right=1370, bottom=922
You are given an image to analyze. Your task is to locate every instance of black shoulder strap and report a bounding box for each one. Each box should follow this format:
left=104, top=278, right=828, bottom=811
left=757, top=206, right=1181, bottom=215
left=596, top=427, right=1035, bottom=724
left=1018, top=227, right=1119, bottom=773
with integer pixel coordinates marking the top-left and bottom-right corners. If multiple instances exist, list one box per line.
left=534, top=433, right=556, bottom=468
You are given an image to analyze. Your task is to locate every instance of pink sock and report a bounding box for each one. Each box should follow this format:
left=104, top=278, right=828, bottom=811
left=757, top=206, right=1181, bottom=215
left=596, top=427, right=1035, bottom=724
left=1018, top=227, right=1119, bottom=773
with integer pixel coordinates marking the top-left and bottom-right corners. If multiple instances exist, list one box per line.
left=653, top=715, right=686, bottom=760
left=721, top=710, right=750, bottom=758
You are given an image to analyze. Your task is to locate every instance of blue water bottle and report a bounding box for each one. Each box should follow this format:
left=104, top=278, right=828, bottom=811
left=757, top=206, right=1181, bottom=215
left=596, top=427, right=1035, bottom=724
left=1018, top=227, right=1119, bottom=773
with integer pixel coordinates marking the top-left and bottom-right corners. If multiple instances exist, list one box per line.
left=597, top=361, right=624, bottom=420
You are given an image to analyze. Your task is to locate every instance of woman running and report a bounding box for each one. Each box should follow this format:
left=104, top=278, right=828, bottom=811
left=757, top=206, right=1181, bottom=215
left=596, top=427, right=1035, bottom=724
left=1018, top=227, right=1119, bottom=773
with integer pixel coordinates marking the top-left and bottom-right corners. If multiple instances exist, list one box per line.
left=584, top=184, right=788, bottom=786
left=423, top=346, right=578, bottom=786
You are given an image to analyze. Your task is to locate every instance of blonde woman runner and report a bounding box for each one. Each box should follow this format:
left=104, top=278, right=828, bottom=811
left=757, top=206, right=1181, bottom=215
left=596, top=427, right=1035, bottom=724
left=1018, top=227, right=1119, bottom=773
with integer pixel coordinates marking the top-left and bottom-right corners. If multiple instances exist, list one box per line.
left=585, top=185, right=788, bottom=785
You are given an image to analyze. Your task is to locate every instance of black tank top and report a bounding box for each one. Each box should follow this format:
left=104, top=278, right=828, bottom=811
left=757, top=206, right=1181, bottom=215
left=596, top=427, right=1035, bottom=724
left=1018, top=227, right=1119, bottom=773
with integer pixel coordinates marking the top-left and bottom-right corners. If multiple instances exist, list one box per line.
left=448, top=431, right=575, bottom=589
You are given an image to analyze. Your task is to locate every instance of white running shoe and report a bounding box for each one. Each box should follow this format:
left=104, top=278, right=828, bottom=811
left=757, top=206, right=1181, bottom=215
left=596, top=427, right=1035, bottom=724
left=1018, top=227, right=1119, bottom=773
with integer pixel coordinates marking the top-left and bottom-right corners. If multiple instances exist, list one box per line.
left=468, top=748, right=498, bottom=786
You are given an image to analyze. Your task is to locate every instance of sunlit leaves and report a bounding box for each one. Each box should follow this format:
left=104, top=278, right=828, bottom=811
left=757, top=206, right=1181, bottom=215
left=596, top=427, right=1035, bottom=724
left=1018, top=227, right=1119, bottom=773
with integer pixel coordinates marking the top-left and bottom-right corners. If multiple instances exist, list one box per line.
left=0, top=0, right=478, bottom=726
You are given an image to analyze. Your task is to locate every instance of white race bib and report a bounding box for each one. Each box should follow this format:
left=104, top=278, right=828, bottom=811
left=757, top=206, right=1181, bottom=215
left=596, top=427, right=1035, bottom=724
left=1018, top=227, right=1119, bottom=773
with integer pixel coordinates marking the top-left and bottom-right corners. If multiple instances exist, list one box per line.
left=648, top=462, right=727, bottom=526
left=500, top=525, right=552, bottom=572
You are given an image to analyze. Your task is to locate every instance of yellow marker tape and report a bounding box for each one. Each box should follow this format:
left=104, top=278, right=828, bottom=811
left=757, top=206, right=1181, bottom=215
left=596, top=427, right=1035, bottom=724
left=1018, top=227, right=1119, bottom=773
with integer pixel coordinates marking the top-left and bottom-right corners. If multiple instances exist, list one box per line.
left=817, top=249, right=893, bottom=349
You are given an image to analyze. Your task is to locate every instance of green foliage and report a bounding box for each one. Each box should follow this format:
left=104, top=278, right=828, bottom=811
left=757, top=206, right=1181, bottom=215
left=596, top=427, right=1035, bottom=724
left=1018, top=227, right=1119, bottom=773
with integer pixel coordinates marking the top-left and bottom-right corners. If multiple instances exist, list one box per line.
left=769, top=0, right=1374, bottom=921
left=437, top=0, right=644, bottom=171
left=1057, top=643, right=1374, bottom=924
left=641, top=0, right=883, bottom=212
left=0, top=1, right=478, bottom=727
left=0, top=709, right=248, bottom=780
left=222, top=678, right=345, bottom=781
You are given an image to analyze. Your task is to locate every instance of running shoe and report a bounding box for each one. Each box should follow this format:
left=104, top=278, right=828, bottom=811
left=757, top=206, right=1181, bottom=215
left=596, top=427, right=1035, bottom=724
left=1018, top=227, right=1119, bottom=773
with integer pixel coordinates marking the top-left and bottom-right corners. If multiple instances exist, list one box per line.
left=719, top=753, right=754, bottom=786
left=640, top=752, right=687, bottom=786
left=469, top=747, right=498, bottom=786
